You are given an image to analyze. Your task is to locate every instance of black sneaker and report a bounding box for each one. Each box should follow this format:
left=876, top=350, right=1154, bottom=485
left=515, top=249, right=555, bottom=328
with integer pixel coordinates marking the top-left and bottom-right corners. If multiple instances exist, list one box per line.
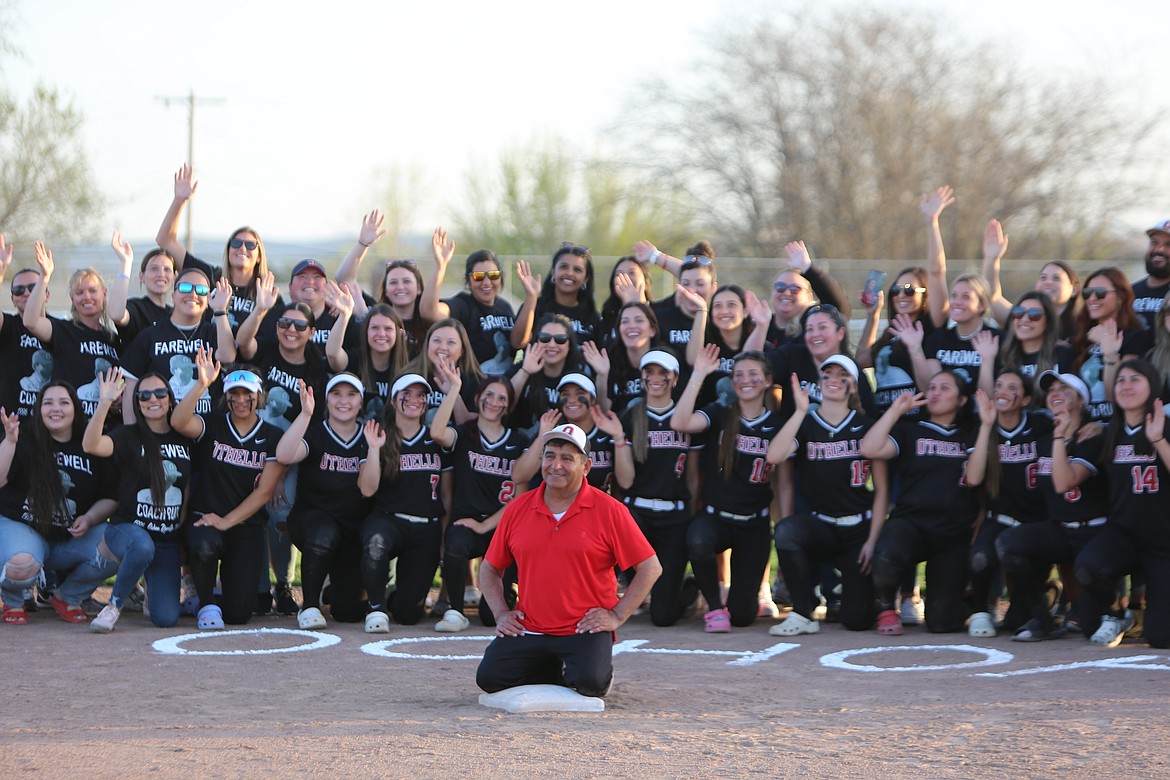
left=274, top=583, right=299, bottom=616
left=254, top=590, right=273, bottom=616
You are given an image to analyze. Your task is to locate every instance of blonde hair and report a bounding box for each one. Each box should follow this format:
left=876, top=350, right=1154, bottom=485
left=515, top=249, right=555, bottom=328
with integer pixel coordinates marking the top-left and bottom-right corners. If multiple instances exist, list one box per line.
left=67, top=267, right=116, bottom=337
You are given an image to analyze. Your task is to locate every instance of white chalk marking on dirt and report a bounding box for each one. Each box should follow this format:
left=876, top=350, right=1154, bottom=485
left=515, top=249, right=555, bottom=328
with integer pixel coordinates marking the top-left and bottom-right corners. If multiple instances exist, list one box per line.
left=152, top=628, right=342, bottom=656
left=819, top=644, right=1013, bottom=672
left=361, top=635, right=492, bottom=660
left=613, top=639, right=801, bottom=666
left=975, top=655, right=1170, bottom=678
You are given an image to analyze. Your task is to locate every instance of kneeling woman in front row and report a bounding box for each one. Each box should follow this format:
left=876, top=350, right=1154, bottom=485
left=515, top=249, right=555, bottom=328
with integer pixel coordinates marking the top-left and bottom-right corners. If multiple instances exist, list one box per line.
left=768, top=355, right=889, bottom=636
left=860, top=370, right=995, bottom=635
left=358, top=372, right=453, bottom=633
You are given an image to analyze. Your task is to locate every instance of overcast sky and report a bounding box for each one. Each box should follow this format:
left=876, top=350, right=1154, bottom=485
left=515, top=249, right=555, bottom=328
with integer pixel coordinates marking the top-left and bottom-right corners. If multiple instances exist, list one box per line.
left=6, top=0, right=1167, bottom=256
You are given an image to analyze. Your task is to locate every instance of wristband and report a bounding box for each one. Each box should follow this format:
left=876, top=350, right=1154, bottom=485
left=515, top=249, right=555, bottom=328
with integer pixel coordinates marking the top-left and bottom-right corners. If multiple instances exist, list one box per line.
left=359, top=240, right=371, bottom=247
left=213, top=310, right=228, bottom=317
left=649, top=250, right=662, bottom=267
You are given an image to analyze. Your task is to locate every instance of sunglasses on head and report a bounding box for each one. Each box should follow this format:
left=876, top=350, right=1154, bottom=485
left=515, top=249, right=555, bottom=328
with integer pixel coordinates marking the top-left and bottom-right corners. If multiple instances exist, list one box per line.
left=537, top=332, right=570, bottom=345
left=276, top=317, right=310, bottom=332
left=1082, top=287, right=1114, bottom=300
left=175, top=281, right=210, bottom=296
left=560, top=242, right=591, bottom=256
left=890, top=284, right=927, bottom=297
left=136, top=387, right=170, bottom=401
left=773, top=281, right=804, bottom=293
left=804, top=303, right=841, bottom=318
left=229, top=238, right=258, bottom=251
left=1011, top=306, right=1044, bottom=321
left=470, top=270, right=501, bottom=282
left=386, top=259, right=417, bottom=269
left=11, top=283, right=36, bottom=296
left=683, top=255, right=714, bottom=267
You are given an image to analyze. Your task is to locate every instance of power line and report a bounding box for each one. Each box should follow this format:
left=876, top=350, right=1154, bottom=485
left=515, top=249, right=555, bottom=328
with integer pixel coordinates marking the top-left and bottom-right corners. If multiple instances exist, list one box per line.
left=158, top=89, right=225, bottom=251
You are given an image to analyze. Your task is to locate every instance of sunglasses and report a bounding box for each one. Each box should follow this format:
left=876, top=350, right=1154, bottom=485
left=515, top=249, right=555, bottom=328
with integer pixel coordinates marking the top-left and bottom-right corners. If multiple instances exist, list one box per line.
left=11, top=283, right=36, bottom=296
left=229, top=238, right=258, bottom=251
left=560, top=242, right=591, bottom=256
left=470, top=270, right=501, bottom=282
left=386, top=259, right=417, bottom=269
left=175, top=281, right=210, bottom=296
left=136, top=387, right=170, bottom=401
left=276, top=317, right=311, bottom=332
left=1011, top=306, right=1044, bottom=321
left=1082, top=287, right=1115, bottom=300
left=773, top=282, right=804, bottom=293
left=224, top=370, right=261, bottom=385
left=537, top=332, right=570, bottom=345
left=682, top=255, right=714, bottom=267
left=804, top=303, right=841, bottom=317
left=890, top=284, right=927, bottom=297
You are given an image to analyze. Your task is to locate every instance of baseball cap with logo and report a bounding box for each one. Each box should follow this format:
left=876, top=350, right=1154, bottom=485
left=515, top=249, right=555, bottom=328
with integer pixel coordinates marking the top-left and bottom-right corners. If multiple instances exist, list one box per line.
left=1147, top=219, right=1170, bottom=237
left=542, top=423, right=590, bottom=455
left=1037, top=370, right=1091, bottom=408
left=291, top=259, right=327, bottom=280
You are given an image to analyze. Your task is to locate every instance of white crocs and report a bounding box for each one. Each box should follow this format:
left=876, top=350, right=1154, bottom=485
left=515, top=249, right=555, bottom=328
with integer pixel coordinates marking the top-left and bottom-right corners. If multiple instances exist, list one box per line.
left=769, top=611, right=820, bottom=636
left=197, top=604, right=225, bottom=630
left=435, top=609, right=471, bottom=633
left=365, top=610, right=390, bottom=634
left=298, top=607, right=327, bottom=630
left=967, top=611, right=996, bottom=638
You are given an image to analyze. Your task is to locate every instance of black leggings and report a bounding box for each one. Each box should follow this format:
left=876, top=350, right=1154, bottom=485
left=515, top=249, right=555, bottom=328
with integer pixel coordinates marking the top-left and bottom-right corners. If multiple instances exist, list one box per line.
left=996, top=521, right=1095, bottom=634
left=184, top=522, right=266, bottom=625
left=969, top=519, right=1028, bottom=630
left=287, top=507, right=366, bottom=622
left=872, top=516, right=970, bottom=633
left=629, top=506, right=693, bottom=627
left=774, top=513, right=875, bottom=630
left=1076, top=524, right=1170, bottom=648
left=687, top=512, right=771, bottom=627
left=442, top=523, right=514, bottom=626
left=477, top=632, right=614, bottom=698
left=361, top=512, right=441, bottom=625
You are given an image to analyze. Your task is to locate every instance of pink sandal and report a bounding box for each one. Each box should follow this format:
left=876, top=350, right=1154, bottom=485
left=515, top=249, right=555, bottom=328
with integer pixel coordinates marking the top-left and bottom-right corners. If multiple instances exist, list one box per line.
left=877, top=609, right=903, bottom=636
left=704, top=608, right=731, bottom=633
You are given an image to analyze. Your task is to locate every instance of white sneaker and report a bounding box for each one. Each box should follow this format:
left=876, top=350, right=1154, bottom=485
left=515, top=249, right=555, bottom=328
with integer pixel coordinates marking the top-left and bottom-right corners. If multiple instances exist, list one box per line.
left=1090, top=613, right=1134, bottom=647
left=364, top=610, right=390, bottom=634
left=434, top=608, right=471, bottom=633
left=899, top=598, right=923, bottom=626
left=769, top=612, right=820, bottom=636
left=90, top=604, right=121, bottom=634
left=968, top=611, right=996, bottom=638
left=757, top=582, right=781, bottom=618
left=298, top=607, right=327, bottom=630
left=463, top=586, right=482, bottom=607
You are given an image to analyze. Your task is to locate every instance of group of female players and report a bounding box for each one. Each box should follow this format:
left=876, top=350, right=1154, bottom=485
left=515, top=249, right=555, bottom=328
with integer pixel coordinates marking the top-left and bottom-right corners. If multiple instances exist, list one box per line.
left=1, top=173, right=1168, bottom=652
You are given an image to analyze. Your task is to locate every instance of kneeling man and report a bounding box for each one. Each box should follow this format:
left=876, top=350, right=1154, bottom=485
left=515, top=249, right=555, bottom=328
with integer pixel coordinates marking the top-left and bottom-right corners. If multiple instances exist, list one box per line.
left=476, top=423, right=662, bottom=697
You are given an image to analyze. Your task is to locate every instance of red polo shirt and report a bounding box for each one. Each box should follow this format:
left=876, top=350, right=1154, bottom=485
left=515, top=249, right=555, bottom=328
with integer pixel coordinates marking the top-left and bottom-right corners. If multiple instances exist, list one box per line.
left=485, top=482, right=655, bottom=636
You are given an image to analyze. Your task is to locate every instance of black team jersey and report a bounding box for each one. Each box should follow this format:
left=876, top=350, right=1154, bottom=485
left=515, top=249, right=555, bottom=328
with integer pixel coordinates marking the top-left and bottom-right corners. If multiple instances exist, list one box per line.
left=107, top=427, right=193, bottom=541
left=789, top=409, right=877, bottom=518
left=618, top=402, right=696, bottom=503
left=1034, top=431, right=1109, bottom=525
left=189, top=413, right=281, bottom=526
left=1105, top=424, right=1170, bottom=533
left=449, top=424, right=530, bottom=521
left=989, top=412, right=1050, bottom=524
left=886, top=419, right=979, bottom=537
left=696, top=402, right=783, bottom=516
left=293, top=420, right=371, bottom=527
left=372, top=426, right=453, bottom=520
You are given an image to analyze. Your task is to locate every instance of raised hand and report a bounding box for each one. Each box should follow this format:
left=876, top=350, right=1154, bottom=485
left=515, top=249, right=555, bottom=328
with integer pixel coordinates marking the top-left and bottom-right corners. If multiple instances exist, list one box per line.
left=784, top=240, right=811, bottom=272
left=745, top=290, right=771, bottom=325
left=591, top=405, right=624, bottom=438
left=433, top=356, right=461, bottom=395
left=971, top=330, right=999, bottom=366
left=209, top=276, right=233, bottom=312
left=254, top=272, right=278, bottom=312
left=325, top=279, right=354, bottom=318
left=297, top=379, right=315, bottom=419
left=693, top=343, right=721, bottom=376
left=919, top=185, right=955, bottom=220
left=363, top=418, right=386, bottom=449
left=431, top=226, right=456, bottom=266
left=888, top=313, right=924, bottom=351
left=0, top=234, right=11, bottom=278
left=1087, top=317, right=1122, bottom=356
left=521, top=341, right=545, bottom=374
left=110, top=231, right=134, bottom=271
left=1147, top=398, right=1165, bottom=444
left=633, top=240, right=658, bottom=265
left=174, top=163, right=198, bottom=201
left=536, top=408, right=562, bottom=437
left=33, top=241, right=55, bottom=277
left=975, top=389, right=996, bottom=426
left=194, top=346, right=221, bottom=388
left=890, top=391, right=927, bottom=417
left=0, top=407, right=19, bottom=441
left=983, top=219, right=1009, bottom=261
left=614, top=272, right=643, bottom=304
left=862, top=289, right=885, bottom=317
left=674, top=282, right=707, bottom=312
left=515, top=259, right=540, bottom=300
left=98, top=367, right=125, bottom=406
left=360, top=209, right=387, bottom=248
left=581, top=341, right=610, bottom=376
left=790, top=373, right=810, bottom=415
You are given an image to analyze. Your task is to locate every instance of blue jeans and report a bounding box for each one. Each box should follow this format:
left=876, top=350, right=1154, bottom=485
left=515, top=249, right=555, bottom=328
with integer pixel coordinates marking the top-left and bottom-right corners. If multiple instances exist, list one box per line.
left=0, top=515, right=108, bottom=608
left=102, top=523, right=182, bottom=627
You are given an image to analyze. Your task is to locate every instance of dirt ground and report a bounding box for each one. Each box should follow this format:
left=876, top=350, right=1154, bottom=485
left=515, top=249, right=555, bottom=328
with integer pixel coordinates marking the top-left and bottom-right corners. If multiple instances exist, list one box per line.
left=3, top=591, right=1168, bottom=779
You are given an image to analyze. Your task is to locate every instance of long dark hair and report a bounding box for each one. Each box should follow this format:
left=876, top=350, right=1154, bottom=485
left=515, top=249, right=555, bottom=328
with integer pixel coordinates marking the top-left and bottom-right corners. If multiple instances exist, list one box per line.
left=469, top=376, right=516, bottom=441
left=1073, top=267, right=1141, bottom=371
left=872, top=266, right=930, bottom=358
left=25, top=382, right=88, bottom=534
left=1100, top=358, right=1161, bottom=464
left=1040, top=260, right=1082, bottom=342
left=538, top=244, right=596, bottom=313
left=279, top=302, right=326, bottom=375
left=525, top=314, right=583, bottom=419
left=706, top=285, right=755, bottom=352
left=379, top=259, right=428, bottom=358
left=718, top=352, right=773, bottom=482
left=983, top=367, right=1033, bottom=499
left=358, top=304, right=409, bottom=392
left=600, top=257, right=651, bottom=338
left=998, top=291, right=1059, bottom=376
left=608, top=302, right=662, bottom=392
left=132, top=372, right=176, bottom=506
left=221, top=227, right=268, bottom=299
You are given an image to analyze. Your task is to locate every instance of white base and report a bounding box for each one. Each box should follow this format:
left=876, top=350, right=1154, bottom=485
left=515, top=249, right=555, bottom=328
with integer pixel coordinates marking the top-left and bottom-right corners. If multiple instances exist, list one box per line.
left=478, top=684, right=605, bottom=713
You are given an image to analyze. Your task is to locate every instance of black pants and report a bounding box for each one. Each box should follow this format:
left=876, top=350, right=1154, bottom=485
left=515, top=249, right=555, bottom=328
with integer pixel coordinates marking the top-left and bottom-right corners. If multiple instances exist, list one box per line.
left=442, top=523, right=513, bottom=625
left=477, top=632, right=614, bottom=698
left=288, top=507, right=366, bottom=622
left=629, top=506, right=693, bottom=627
left=997, top=521, right=1096, bottom=634
left=774, top=513, right=876, bottom=631
left=361, top=512, right=441, bottom=625
left=1076, top=524, right=1170, bottom=648
left=184, top=522, right=266, bottom=625
left=969, top=519, right=1027, bottom=629
left=687, top=511, right=771, bottom=627
left=872, top=516, right=970, bottom=633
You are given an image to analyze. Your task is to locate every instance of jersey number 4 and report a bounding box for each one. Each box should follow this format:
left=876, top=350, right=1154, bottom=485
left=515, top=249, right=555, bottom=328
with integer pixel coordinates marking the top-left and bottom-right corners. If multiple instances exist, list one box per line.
left=1131, top=465, right=1160, bottom=494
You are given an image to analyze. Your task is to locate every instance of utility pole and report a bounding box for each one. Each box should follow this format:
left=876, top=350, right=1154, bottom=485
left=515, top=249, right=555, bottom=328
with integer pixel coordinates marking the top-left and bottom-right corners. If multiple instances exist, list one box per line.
left=159, top=89, right=224, bottom=250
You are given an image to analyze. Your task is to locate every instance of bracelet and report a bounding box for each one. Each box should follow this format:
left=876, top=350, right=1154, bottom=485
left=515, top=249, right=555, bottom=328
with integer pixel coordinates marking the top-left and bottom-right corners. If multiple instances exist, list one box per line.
left=1103, top=360, right=1118, bottom=366
left=213, top=310, right=228, bottom=317
left=695, top=307, right=708, bottom=314
left=358, top=240, right=371, bottom=247
left=516, top=367, right=529, bottom=376
left=649, top=250, right=661, bottom=267
left=1152, top=437, right=1165, bottom=444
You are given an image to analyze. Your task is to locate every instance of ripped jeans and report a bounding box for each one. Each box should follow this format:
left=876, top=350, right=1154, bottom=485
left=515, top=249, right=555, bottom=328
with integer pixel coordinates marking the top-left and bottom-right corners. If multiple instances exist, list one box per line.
left=0, top=515, right=108, bottom=608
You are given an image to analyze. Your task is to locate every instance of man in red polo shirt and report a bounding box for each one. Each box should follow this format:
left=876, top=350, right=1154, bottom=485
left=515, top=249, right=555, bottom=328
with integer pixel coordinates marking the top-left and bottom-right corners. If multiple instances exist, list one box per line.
left=476, top=423, right=661, bottom=698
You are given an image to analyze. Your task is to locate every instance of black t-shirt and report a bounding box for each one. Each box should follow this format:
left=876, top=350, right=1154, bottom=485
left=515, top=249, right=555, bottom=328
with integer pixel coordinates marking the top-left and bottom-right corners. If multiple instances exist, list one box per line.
left=292, top=420, right=371, bottom=526
left=371, top=425, right=453, bottom=519
left=0, top=313, right=56, bottom=423
left=47, top=319, right=122, bottom=418
left=619, top=402, right=695, bottom=503
left=534, top=299, right=601, bottom=345
left=1130, top=276, right=1169, bottom=331
left=107, top=426, right=194, bottom=540
left=789, top=409, right=877, bottom=518
left=189, top=413, right=282, bottom=525
left=1105, top=424, right=1170, bottom=534
left=184, top=252, right=285, bottom=333
left=449, top=424, right=530, bottom=521
left=118, top=297, right=173, bottom=347
left=989, top=412, right=1051, bottom=523
left=1035, top=430, right=1109, bottom=525
left=998, top=344, right=1078, bottom=382
left=886, top=419, right=980, bottom=536
left=121, top=319, right=222, bottom=416
left=696, top=403, right=782, bottom=515
left=349, top=351, right=396, bottom=424
left=250, top=338, right=330, bottom=428
left=923, top=323, right=1000, bottom=389
left=0, top=432, right=114, bottom=538
left=1078, top=329, right=1148, bottom=422
left=870, top=318, right=940, bottom=418
left=769, top=343, right=878, bottom=420
left=445, top=291, right=517, bottom=370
